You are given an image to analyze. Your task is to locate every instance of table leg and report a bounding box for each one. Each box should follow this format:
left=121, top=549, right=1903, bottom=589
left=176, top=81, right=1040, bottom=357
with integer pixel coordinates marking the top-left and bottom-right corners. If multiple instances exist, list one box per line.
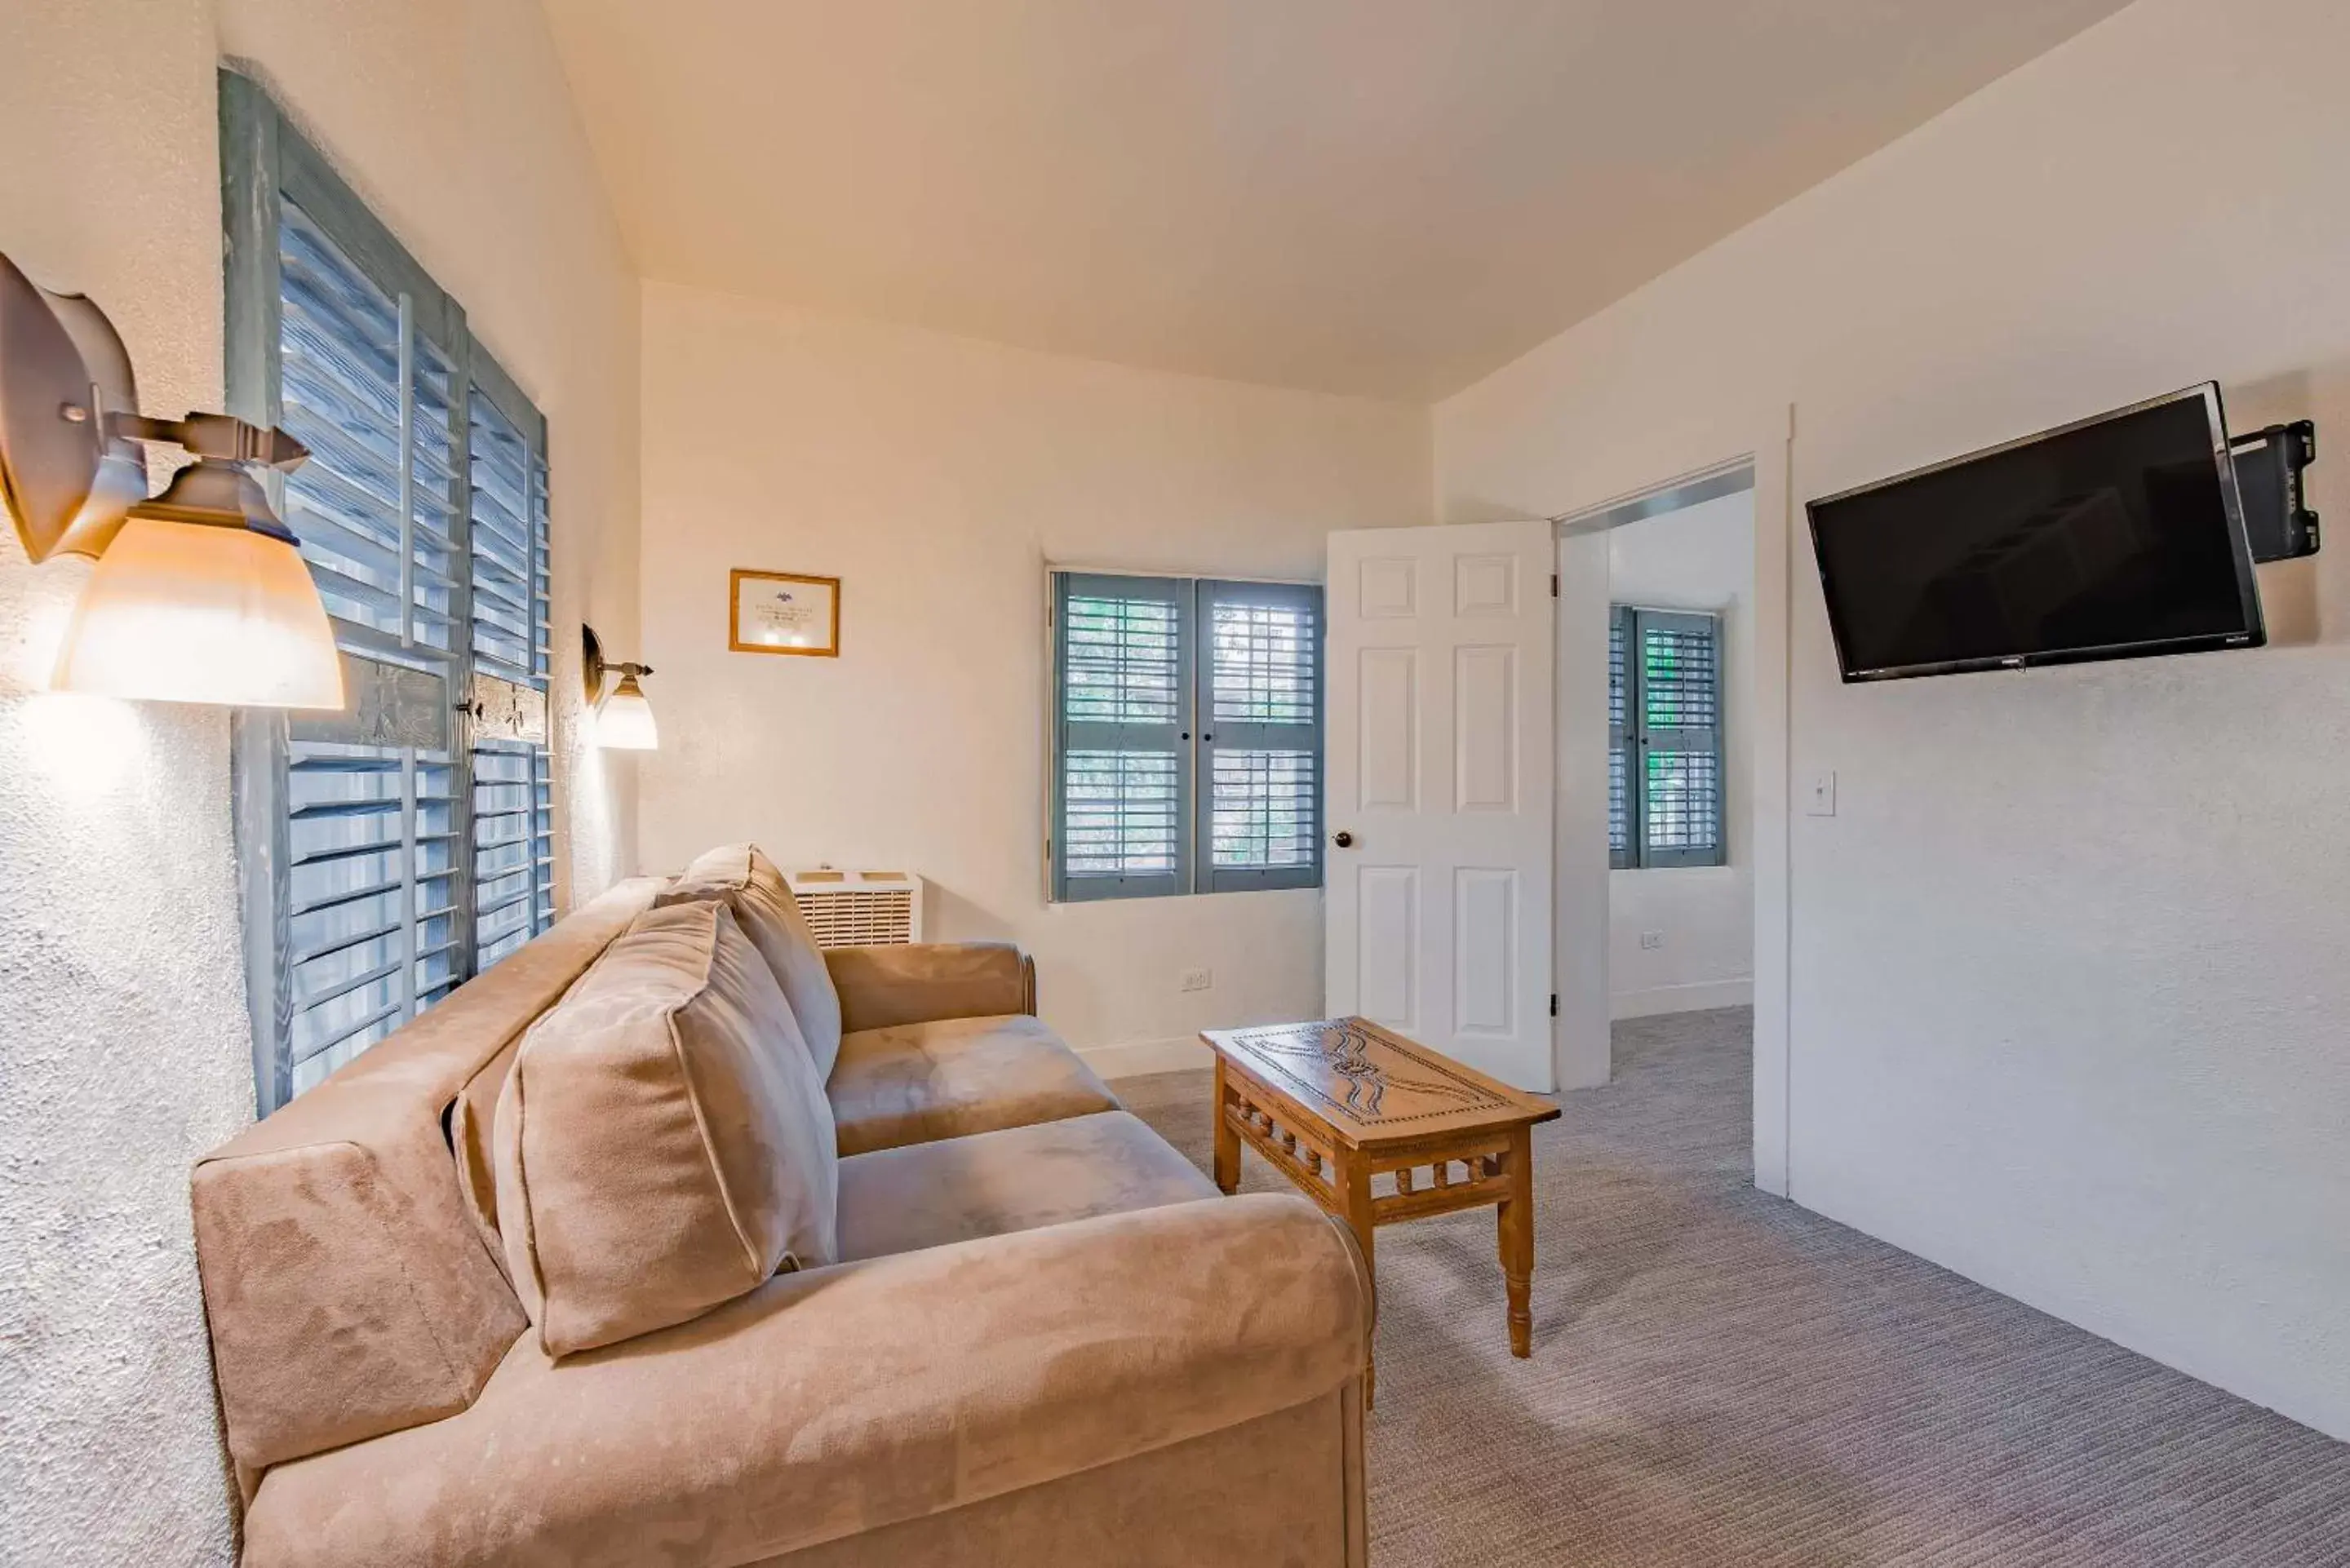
left=1497, top=1127, right=1534, bottom=1358
left=1211, top=1056, right=1241, bottom=1195
left=1336, top=1146, right=1377, bottom=1407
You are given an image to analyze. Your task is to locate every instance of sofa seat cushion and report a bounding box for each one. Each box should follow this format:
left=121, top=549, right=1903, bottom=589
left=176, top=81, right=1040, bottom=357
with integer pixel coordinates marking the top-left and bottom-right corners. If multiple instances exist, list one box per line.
left=827, top=1013, right=1119, bottom=1157
left=836, top=1110, right=1216, bottom=1263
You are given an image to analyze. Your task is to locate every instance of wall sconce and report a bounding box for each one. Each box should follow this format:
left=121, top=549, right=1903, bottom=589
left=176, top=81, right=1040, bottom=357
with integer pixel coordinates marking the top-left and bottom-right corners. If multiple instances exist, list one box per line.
left=0, top=249, right=343, bottom=709
left=583, top=624, right=657, bottom=750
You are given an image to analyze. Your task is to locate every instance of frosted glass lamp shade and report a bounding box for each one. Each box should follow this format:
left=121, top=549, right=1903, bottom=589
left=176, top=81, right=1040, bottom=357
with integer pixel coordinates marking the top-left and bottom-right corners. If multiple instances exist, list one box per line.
left=52, top=516, right=345, bottom=708
left=596, top=673, right=658, bottom=750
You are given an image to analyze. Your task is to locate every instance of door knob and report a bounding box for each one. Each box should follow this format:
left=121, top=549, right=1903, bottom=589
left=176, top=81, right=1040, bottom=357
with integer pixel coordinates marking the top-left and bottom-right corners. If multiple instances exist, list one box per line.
left=1332, top=831, right=1355, bottom=848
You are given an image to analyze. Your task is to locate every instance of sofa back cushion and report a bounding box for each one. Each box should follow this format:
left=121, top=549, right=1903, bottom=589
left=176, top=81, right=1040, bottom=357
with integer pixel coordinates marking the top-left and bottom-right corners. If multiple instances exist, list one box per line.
left=190, top=877, right=666, bottom=1475
left=657, top=844, right=845, bottom=1079
left=494, top=900, right=839, bottom=1355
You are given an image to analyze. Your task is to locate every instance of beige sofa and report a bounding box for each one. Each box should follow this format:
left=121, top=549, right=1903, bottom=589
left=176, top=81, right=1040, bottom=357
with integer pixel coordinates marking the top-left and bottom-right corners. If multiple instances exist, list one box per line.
left=192, top=853, right=1370, bottom=1567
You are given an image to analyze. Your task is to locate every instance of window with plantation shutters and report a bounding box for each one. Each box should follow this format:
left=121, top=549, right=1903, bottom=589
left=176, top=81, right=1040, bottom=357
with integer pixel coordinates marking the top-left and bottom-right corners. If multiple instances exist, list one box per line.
left=1049, top=572, right=1324, bottom=901
left=224, top=72, right=557, bottom=1114
left=1607, top=605, right=1727, bottom=870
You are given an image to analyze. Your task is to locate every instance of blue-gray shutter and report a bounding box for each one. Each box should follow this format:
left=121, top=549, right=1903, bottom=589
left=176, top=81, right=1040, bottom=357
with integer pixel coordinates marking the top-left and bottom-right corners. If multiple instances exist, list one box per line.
left=1626, top=607, right=1726, bottom=870
left=1051, top=573, right=1193, bottom=901
left=1609, top=605, right=1634, bottom=869
left=466, top=359, right=555, bottom=968
left=270, top=184, right=472, bottom=1096
left=1197, top=579, right=1322, bottom=893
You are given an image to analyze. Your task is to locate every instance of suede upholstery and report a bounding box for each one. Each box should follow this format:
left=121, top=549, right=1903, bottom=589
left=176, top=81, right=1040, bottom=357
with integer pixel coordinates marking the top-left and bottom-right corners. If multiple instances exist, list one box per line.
left=197, top=855, right=1368, bottom=1566
left=836, top=1110, right=1217, bottom=1262
left=190, top=878, right=663, bottom=1473
left=241, top=1196, right=1369, bottom=1568
left=829, top=1012, right=1121, bottom=1156
left=495, top=901, right=840, bottom=1355
left=446, top=1034, right=521, bottom=1281
left=741, top=1393, right=1362, bottom=1568
left=826, top=939, right=1035, bottom=1034
left=658, top=843, right=845, bottom=1079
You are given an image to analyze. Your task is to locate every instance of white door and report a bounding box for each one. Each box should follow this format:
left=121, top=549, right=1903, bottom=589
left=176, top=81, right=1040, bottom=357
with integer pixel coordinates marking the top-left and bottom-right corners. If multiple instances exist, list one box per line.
left=1325, top=520, right=1556, bottom=1091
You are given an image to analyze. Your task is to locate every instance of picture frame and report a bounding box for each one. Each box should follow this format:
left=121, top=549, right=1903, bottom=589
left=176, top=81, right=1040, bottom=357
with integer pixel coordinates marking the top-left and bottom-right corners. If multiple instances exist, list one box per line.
left=729, top=569, right=841, bottom=658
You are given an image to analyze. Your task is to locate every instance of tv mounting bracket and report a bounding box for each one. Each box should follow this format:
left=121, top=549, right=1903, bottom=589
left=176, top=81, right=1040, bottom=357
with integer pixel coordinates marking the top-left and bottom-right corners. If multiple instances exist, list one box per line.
left=2231, top=419, right=2318, bottom=563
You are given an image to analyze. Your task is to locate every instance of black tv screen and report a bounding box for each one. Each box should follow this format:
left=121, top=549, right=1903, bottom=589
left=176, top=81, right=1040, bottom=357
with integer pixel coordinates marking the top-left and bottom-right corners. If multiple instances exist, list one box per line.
left=1807, top=384, right=2264, bottom=681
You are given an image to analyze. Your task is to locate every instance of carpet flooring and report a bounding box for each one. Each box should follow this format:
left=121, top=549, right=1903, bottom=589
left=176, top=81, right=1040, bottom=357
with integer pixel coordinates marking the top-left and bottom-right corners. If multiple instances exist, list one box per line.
left=1115, top=1008, right=2350, bottom=1566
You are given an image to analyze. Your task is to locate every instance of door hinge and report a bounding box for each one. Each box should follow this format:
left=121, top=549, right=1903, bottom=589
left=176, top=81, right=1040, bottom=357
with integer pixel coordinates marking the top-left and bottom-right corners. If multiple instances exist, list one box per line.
left=1550, top=573, right=1559, bottom=598
left=1549, top=993, right=1559, bottom=1017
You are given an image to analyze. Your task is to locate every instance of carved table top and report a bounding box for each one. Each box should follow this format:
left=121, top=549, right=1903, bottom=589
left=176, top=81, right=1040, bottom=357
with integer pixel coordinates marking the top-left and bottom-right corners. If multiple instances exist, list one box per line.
left=1201, top=1017, right=1559, bottom=1151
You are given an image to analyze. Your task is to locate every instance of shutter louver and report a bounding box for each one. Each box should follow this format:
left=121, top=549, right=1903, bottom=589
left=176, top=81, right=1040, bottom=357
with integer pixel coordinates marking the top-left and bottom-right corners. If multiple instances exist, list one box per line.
left=1053, top=575, right=1191, bottom=898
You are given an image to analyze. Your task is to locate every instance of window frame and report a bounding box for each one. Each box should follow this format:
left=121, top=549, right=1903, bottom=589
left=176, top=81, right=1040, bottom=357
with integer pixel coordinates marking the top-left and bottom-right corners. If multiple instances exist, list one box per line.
left=224, top=70, right=556, bottom=1115
left=1609, top=603, right=1729, bottom=872
left=1048, top=569, right=1324, bottom=903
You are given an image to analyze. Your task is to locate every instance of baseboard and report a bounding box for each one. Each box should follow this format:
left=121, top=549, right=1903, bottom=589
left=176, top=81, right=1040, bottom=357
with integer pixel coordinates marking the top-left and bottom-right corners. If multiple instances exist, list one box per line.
left=1611, top=978, right=1754, bottom=1020
left=1080, top=1034, right=1213, bottom=1082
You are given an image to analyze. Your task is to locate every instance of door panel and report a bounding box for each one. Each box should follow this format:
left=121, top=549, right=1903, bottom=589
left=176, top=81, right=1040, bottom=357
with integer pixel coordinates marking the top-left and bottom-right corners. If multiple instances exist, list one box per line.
left=1357, top=648, right=1418, bottom=809
left=1454, top=644, right=1517, bottom=811
left=1453, top=867, right=1517, bottom=1034
left=1326, top=520, right=1556, bottom=1090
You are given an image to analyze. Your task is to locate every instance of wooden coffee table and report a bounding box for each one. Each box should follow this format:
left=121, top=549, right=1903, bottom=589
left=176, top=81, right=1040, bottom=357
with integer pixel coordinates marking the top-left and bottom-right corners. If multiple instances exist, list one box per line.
left=1200, top=1017, right=1560, bottom=1403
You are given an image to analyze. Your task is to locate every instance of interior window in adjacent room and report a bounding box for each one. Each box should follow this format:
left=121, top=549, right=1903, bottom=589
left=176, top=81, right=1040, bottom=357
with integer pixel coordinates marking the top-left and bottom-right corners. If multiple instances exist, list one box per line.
left=1609, top=605, right=1726, bottom=870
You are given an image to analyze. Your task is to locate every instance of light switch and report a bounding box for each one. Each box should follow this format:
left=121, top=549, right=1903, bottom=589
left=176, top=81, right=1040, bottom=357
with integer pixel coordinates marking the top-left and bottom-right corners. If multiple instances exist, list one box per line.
left=1806, top=770, right=1838, bottom=817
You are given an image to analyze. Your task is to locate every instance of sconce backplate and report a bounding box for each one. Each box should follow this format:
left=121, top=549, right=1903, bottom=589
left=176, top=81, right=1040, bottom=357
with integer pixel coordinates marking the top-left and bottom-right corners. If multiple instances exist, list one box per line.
left=0, top=250, right=108, bottom=561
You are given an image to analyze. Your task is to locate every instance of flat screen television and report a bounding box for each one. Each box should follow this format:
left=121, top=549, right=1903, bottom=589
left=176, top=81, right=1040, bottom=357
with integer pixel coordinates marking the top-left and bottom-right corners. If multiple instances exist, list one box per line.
left=1807, top=383, right=2264, bottom=682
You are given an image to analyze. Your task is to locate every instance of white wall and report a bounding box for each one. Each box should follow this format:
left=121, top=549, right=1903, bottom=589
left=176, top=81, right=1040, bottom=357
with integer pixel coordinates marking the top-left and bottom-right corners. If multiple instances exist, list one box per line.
left=1438, top=0, right=2350, bottom=1440
left=636, top=283, right=1430, bottom=1072
left=0, top=2, right=641, bottom=1561
left=1606, top=490, right=1755, bottom=1018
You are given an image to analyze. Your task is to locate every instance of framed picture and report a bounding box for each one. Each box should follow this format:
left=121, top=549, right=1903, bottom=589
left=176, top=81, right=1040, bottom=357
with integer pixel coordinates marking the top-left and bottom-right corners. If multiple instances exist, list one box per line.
left=730, top=569, right=841, bottom=657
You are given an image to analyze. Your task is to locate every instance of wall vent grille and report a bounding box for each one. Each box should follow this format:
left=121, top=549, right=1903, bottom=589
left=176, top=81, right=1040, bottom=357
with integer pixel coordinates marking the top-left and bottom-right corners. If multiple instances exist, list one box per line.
left=783, top=868, right=923, bottom=948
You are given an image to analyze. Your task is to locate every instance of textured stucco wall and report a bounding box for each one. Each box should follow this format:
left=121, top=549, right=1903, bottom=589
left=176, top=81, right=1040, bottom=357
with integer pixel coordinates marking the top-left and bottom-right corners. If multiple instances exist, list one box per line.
left=0, top=2, right=641, bottom=1561
left=1438, top=0, right=2350, bottom=1439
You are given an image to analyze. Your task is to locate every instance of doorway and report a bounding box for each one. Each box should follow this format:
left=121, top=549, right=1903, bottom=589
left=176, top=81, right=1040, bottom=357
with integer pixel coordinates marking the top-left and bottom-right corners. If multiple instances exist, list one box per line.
left=1554, top=463, right=1757, bottom=1084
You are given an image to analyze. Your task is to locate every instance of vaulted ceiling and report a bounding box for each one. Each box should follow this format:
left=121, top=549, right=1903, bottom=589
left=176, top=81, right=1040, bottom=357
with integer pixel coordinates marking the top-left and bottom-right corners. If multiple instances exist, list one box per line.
left=541, top=0, right=2133, bottom=401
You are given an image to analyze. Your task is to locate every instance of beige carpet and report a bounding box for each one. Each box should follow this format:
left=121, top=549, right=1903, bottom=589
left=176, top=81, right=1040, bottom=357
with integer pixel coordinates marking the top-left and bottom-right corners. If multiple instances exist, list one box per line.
left=1116, top=1008, right=2350, bottom=1567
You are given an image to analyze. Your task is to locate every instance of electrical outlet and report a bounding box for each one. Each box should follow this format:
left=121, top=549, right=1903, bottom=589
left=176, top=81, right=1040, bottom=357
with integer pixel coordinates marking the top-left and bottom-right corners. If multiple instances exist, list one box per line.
left=1639, top=930, right=1664, bottom=951
left=1181, top=968, right=1213, bottom=993
left=1806, top=769, right=1838, bottom=817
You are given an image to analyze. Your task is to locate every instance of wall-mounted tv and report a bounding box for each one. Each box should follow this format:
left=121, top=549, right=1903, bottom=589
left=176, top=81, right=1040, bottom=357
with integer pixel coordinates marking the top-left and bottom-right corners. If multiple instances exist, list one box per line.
left=1807, top=383, right=2264, bottom=682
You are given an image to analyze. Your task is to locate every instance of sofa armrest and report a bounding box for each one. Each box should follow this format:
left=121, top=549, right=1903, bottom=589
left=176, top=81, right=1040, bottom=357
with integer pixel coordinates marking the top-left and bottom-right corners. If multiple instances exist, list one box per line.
left=826, top=939, right=1035, bottom=1032
left=243, top=1193, right=1368, bottom=1568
